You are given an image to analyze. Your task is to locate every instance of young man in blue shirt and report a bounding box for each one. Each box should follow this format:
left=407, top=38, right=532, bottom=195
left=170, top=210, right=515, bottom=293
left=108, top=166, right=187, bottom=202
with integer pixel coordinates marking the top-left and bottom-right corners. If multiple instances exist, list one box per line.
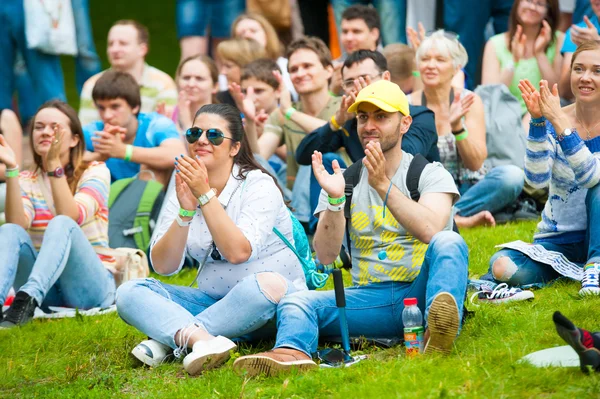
left=83, top=71, right=185, bottom=186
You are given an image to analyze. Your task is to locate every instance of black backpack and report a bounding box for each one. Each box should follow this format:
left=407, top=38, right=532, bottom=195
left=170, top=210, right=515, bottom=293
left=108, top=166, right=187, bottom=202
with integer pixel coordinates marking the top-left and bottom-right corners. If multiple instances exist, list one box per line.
left=341, top=154, right=459, bottom=264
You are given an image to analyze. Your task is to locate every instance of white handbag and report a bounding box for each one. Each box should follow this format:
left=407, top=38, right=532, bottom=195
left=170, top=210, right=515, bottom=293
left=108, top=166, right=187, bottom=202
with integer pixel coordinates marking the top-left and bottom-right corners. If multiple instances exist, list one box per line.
left=23, top=0, right=78, bottom=56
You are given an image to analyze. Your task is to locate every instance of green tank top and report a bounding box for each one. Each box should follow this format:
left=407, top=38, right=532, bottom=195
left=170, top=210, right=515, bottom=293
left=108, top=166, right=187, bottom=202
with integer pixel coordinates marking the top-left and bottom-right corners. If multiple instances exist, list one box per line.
left=490, top=32, right=559, bottom=115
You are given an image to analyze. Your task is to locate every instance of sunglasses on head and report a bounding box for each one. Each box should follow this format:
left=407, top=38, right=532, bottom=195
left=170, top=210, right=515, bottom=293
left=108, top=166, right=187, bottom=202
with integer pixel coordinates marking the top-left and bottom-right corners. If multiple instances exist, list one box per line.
left=185, top=127, right=236, bottom=146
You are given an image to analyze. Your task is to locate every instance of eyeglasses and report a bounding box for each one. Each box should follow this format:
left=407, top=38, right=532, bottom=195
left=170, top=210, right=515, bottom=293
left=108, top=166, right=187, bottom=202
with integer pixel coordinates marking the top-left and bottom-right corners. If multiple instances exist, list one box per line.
left=341, top=73, right=382, bottom=90
left=523, top=0, right=548, bottom=9
left=185, top=127, right=236, bottom=145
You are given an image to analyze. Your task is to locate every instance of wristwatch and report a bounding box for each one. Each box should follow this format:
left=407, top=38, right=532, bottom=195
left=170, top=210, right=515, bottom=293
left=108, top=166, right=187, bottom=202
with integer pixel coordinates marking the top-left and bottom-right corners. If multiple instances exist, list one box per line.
left=198, top=188, right=217, bottom=207
left=47, top=167, right=65, bottom=178
left=558, top=128, right=573, bottom=141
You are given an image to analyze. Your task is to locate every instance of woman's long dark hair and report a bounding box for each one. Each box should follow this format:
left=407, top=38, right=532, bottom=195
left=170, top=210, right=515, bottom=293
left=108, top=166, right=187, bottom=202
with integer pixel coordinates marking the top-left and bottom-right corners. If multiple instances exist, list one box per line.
left=29, top=100, right=90, bottom=194
left=194, top=103, right=285, bottom=197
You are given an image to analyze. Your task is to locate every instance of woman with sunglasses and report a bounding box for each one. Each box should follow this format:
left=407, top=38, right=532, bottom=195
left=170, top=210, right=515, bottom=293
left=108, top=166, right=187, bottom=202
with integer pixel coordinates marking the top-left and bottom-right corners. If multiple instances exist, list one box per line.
left=116, top=103, right=307, bottom=376
left=482, top=0, right=563, bottom=128
left=0, top=100, right=115, bottom=328
left=409, top=30, right=526, bottom=228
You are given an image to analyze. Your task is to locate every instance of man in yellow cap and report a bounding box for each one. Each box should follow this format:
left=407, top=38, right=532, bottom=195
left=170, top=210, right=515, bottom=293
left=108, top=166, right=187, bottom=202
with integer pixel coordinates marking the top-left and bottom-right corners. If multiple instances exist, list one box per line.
left=233, top=80, right=469, bottom=377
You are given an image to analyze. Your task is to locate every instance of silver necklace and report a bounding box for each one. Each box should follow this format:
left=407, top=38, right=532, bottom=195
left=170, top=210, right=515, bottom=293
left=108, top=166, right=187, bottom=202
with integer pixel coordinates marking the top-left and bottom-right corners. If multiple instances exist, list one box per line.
left=575, top=112, right=600, bottom=140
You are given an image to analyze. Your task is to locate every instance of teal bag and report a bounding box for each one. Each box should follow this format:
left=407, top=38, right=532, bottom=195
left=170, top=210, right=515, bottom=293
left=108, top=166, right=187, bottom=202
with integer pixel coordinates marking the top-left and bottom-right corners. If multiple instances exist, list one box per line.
left=273, top=211, right=328, bottom=290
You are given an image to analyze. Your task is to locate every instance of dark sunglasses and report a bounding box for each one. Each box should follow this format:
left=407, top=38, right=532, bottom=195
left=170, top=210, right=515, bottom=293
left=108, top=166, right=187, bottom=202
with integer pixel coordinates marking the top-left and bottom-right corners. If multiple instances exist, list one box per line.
left=185, top=127, right=236, bottom=146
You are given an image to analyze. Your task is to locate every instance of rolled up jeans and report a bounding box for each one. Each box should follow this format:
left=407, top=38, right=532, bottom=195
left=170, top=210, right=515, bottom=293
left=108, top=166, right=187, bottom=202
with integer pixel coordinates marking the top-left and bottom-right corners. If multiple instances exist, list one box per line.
left=0, top=215, right=116, bottom=308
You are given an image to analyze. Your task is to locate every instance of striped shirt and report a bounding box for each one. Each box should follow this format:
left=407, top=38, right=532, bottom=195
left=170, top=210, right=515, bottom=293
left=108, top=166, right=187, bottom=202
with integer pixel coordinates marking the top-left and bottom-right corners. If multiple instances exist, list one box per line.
left=19, top=162, right=114, bottom=267
left=78, top=64, right=178, bottom=126
left=526, top=120, right=600, bottom=242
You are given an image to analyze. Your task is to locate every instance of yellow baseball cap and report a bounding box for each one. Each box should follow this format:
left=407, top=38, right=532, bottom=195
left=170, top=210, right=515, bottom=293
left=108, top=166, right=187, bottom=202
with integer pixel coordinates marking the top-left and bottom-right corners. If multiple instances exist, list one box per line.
left=347, top=80, right=410, bottom=116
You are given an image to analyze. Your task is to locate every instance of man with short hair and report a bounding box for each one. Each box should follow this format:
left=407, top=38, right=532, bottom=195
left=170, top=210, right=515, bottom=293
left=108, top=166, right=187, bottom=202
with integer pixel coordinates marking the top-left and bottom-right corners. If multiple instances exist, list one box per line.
left=79, top=20, right=177, bottom=125
left=82, top=71, right=185, bottom=186
left=296, top=50, right=439, bottom=232
left=257, top=37, right=350, bottom=223
left=234, top=80, right=468, bottom=376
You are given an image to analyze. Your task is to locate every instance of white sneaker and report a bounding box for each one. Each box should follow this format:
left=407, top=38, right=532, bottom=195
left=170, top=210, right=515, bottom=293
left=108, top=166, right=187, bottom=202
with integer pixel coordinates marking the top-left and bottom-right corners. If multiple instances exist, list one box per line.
left=580, top=264, right=600, bottom=297
left=131, top=339, right=173, bottom=367
left=470, top=283, right=534, bottom=304
left=182, top=336, right=237, bottom=376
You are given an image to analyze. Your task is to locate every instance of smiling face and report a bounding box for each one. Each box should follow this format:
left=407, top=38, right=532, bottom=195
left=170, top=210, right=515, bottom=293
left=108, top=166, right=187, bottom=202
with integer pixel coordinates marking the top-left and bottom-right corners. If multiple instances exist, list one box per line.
left=188, top=112, right=241, bottom=171
left=234, top=18, right=268, bottom=49
left=288, top=49, right=332, bottom=95
left=340, top=18, right=379, bottom=54
left=107, top=25, right=147, bottom=70
left=517, top=0, right=548, bottom=26
left=178, top=59, right=217, bottom=104
left=31, top=107, right=79, bottom=158
left=356, top=102, right=410, bottom=152
left=418, top=47, right=457, bottom=88
left=570, top=49, right=600, bottom=102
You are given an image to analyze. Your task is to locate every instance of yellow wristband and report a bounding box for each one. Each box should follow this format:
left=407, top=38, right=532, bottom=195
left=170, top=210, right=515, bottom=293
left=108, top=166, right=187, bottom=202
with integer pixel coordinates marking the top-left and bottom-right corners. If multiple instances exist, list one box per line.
left=330, top=115, right=342, bottom=130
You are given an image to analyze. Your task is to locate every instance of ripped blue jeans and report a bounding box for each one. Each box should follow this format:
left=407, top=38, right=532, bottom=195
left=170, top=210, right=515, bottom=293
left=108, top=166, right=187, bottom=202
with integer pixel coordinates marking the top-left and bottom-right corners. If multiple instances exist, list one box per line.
left=116, top=272, right=302, bottom=350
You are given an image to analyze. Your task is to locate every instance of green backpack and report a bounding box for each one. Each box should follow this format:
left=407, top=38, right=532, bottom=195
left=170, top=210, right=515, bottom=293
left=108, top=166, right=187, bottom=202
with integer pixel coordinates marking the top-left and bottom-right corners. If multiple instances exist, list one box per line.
left=108, top=177, right=165, bottom=251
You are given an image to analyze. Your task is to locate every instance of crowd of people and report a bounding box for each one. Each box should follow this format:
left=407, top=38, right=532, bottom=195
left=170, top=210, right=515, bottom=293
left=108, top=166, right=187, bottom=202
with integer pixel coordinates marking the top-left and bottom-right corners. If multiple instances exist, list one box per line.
left=0, top=0, right=600, bottom=377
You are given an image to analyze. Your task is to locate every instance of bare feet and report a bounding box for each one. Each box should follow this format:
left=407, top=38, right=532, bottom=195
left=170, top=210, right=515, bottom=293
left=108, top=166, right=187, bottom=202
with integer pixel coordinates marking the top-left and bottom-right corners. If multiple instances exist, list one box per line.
left=455, top=211, right=496, bottom=228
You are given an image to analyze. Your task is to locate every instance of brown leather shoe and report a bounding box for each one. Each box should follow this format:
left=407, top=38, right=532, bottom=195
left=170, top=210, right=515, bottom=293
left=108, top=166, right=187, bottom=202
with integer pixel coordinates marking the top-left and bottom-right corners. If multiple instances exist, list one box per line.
left=233, top=347, right=318, bottom=377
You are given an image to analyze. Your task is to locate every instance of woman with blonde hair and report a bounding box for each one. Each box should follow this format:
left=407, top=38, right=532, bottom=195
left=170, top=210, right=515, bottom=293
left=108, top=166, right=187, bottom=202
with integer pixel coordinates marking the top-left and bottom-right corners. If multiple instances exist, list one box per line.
left=0, top=100, right=114, bottom=328
left=409, top=30, right=526, bottom=228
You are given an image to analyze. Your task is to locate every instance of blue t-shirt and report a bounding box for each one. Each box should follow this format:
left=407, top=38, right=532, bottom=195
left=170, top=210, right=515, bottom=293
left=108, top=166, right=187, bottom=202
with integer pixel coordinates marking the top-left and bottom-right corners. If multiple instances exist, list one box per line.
left=83, top=112, right=179, bottom=181
left=562, top=15, right=600, bottom=53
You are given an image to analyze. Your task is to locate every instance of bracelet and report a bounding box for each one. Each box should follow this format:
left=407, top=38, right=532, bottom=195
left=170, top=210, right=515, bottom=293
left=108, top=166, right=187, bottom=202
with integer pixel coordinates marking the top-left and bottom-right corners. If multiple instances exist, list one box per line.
left=284, top=107, right=297, bottom=120
left=124, top=144, right=134, bottom=162
left=179, top=208, right=196, bottom=218
left=5, top=165, right=19, bottom=178
left=330, top=115, right=342, bottom=131
left=328, top=195, right=346, bottom=205
left=327, top=201, right=345, bottom=212
left=530, top=116, right=546, bottom=127
left=454, top=130, right=469, bottom=142
left=175, top=214, right=192, bottom=227
left=451, top=128, right=465, bottom=135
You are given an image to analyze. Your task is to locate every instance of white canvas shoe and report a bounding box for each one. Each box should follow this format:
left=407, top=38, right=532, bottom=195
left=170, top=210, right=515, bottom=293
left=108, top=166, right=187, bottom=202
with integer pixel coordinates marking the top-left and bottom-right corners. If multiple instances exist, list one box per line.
left=183, top=336, right=237, bottom=376
left=131, top=339, right=173, bottom=367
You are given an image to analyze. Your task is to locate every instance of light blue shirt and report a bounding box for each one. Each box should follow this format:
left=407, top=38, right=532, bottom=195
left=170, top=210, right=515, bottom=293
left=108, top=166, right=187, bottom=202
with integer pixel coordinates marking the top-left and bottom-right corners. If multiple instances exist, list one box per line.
left=561, top=14, right=600, bottom=53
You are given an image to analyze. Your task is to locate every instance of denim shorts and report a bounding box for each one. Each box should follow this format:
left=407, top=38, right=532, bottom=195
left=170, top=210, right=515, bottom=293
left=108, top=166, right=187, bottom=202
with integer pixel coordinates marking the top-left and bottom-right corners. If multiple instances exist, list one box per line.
left=176, top=0, right=245, bottom=38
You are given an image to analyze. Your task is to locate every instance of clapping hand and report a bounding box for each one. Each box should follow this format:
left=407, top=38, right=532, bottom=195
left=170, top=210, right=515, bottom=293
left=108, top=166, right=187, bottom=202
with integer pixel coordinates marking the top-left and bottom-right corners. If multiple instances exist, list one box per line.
left=0, top=135, right=17, bottom=169
left=43, top=125, right=64, bottom=171
left=175, top=154, right=211, bottom=198
left=449, top=91, right=474, bottom=130
left=571, top=16, right=600, bottom=46
left=363, top=141, right=389, bottom=193
left=518, top=79, right=542, bottom=119
left=334, top=91, right=357, bottom=127
left=407, top=22, right=426, bottom=50
left=91, top=124, right=127, bottom=160
left=311, top=151, right=345, bottom=199
left=538, top=79, right=568, bottom=130
left=511, top=25, right=527, bottom=63
left=534, top=20, right=552, bottom=55
left=175, top=172, right=198, bottom=211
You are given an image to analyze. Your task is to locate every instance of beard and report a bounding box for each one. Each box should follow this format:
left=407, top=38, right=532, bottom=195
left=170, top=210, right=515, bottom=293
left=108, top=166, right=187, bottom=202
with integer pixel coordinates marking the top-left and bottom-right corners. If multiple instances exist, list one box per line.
left=361, top=122, right=401, bottom=153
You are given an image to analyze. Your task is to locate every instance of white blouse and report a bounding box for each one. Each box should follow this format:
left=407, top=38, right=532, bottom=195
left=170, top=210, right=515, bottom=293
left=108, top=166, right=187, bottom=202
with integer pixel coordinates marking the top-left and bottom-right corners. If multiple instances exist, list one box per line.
left=150, top=165, right=307, bottom=298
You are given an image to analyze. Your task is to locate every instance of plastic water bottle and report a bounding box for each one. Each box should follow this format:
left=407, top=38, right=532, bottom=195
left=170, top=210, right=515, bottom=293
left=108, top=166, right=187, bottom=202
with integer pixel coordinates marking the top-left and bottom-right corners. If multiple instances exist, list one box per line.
left=402, top=297, right=424, bottom=358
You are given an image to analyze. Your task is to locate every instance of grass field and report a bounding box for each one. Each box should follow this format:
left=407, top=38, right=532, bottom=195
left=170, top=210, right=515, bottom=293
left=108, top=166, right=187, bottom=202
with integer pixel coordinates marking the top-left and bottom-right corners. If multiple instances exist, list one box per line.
left=2, top=220, right=600, bottom=398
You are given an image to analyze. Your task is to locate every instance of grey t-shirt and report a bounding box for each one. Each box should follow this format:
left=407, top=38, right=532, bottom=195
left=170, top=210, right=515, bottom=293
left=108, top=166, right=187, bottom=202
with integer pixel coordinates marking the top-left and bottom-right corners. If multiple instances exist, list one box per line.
left=315, top=152, right=459, bottom=286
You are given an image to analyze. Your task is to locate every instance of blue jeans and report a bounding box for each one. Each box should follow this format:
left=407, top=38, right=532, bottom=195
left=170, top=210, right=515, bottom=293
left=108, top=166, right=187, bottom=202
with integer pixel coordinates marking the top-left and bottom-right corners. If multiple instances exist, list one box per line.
left=116, top=272, right=302, bottom=349
left=0, top=216, right=116, bottom=309
left=274, top=231, right=469, bottom=356
left=455, top=165, right=525, bottom=217
left=176, top=0, right=246, bottom=39
left=444, top=0, right=513, bottom=88
left=309, top=153, right=348, bottom=233
left=0, top=0, right=65, bottom=113
left=331, top=0, right=407, bottom=46
left=483, top=183, right=600, bottom=287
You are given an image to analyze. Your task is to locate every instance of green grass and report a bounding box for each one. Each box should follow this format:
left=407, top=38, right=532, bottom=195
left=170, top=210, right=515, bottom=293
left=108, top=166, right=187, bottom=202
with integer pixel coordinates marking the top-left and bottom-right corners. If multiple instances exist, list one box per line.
left=2, top=220, right=600, bottom=398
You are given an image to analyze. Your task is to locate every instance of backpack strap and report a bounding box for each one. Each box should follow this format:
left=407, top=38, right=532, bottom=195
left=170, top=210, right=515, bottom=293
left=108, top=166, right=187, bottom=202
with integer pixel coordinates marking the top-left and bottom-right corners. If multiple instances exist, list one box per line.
left=406, top=153, right=429, bottom=202
left=340, top=159, right=364, bottom=267
left=132, top=180, right=164, bottom=251
left=108, top=177, right=135, bottom=208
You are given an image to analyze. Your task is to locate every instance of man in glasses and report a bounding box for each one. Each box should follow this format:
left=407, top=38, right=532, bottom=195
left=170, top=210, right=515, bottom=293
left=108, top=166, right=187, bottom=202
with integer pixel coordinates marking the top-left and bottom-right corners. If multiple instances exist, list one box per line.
left=295, top=50, right=439, bottom=233
left=234, top=80, right=468, bottom=376
left=82, top=71, right=185, bottom=186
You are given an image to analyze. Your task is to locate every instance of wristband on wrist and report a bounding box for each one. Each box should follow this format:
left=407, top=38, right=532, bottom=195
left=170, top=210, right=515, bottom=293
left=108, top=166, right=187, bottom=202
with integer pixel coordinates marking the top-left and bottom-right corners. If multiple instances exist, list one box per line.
left=175, top=214, right=192, bottom=227
left=179, top=208, right=196, bottom=218
left=5, top=165, right=19, bottom=178
left=327, top=202, right=345, bottom=212
left=124, top=144, right=134, bottom=162
left=284, top=107, right=297, bottom=120
left=327, top=195, right=346, bottom=205
left=454, top=130, right=469, bottom=142
left=330, top=115, right=342, bottom=131
left=530, top=116, right=546, bottom=127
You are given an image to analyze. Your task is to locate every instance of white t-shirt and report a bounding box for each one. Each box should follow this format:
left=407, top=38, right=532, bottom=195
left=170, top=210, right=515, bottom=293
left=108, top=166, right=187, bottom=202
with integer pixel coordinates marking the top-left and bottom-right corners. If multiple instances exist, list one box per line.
left=151, top=165, right=307, bottom=298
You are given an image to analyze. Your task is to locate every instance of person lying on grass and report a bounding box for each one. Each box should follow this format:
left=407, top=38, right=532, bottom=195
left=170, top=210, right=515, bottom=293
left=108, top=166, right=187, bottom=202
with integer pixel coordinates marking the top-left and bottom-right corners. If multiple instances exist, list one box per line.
left=116, top=103, right=308, bottom=376
left=233, top=80, right=469, bottom=377
left=481, top=40, right=600, bottom=301
left=0, top=101, right=115, bottom=329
